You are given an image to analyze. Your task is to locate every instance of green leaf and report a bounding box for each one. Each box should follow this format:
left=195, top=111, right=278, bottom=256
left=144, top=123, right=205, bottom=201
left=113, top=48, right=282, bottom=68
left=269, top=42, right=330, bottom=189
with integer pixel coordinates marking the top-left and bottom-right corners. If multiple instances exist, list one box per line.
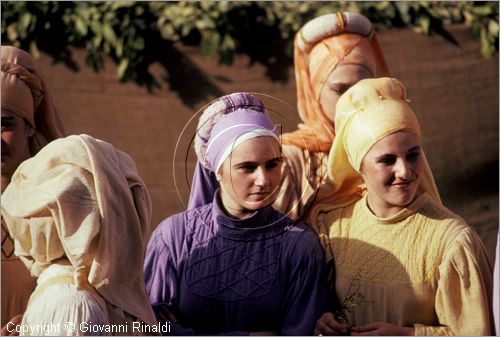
left=92, top=34, right=102, bottom=48
left=75, top=17, right=88, bottom=36
left=116, top=39, right=123, bottom=57
left=395, top=2, right=412, bottom=25
left=472, top=5, right=493, bottom=16
left=200, top=30, right=220, bottom=57
left=221, top=33, right=235, bottom=51
left=418, top=14, right=431, bottom=34
left=20, top=12, right=32, bottom=31
left=488, top=19, right=499, bottom=37
left=117, top=58, right=129, bottom=79
left=29, top=41, right=40, bottom=58
left=102, top=23, right=117, bottom=45
left=6, top=24, right=18, bottom=41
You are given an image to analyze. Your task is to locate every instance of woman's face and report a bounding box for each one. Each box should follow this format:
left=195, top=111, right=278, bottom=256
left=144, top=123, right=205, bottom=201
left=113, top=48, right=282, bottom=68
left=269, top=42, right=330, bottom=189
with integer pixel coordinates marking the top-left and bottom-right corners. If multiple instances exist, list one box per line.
left=319, top=64, right=373, bottom=122
left=1, top=109, right=33, bottom=184
left=217, top=136, right=282, bottom=218
left=360, top=131, right=422, bottom=218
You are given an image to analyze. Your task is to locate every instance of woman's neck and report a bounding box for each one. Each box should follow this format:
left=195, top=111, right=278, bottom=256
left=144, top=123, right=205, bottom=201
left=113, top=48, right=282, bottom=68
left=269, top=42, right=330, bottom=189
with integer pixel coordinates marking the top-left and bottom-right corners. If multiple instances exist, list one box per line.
left=218, top=191, right=255, bottom=220
left=365, top=192, right=421, bottom=218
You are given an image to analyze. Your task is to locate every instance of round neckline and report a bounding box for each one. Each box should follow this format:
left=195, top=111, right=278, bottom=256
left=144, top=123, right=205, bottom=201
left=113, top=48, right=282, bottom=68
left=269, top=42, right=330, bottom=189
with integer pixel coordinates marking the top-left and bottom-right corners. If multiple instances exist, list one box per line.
left=360, top=192, right=430, bottom=225
left=210, top=190, right=290, bottom=241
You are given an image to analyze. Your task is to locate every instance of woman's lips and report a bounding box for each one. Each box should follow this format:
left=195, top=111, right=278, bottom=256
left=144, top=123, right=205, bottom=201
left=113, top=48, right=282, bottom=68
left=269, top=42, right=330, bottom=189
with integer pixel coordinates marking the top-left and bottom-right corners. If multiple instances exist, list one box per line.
left=391, top=179, right=414, bottom=188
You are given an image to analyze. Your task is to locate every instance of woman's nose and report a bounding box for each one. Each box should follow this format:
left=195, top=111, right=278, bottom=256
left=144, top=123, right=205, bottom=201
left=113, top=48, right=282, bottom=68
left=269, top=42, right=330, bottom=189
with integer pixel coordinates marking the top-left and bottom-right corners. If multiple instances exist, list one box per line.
left=254, top=167, right=269, bottom=186
left=395, top=159, right=412, bottom=179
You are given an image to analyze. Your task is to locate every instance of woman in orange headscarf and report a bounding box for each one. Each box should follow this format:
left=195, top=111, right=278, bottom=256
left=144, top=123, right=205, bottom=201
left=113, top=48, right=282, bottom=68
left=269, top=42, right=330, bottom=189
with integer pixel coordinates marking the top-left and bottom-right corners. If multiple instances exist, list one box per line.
left=273, top=12, right=403, bottom=220
left=1, top=45, right=65, bottom=331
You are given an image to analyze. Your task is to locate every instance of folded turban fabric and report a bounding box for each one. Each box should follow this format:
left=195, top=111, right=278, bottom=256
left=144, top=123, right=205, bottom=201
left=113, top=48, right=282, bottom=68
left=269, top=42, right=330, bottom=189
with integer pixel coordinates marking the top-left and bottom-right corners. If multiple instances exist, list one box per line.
left=194, top=92, right=267, bottom=170
left=1, top=134, right=156, bottom=325
left=309, top=77, right=441, bottom=221
left=1, top=45, right=65, bottom=153
left=282, top=12, right=390, bottom=153
left=205, top=109, right=279, bottom=174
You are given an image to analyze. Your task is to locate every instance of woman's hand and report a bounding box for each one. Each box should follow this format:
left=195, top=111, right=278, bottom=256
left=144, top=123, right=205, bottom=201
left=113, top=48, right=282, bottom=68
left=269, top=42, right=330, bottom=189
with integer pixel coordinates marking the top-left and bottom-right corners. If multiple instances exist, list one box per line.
left=351, top=322, right=414, bottom=336
left=314, top=312, right=350, bottom=336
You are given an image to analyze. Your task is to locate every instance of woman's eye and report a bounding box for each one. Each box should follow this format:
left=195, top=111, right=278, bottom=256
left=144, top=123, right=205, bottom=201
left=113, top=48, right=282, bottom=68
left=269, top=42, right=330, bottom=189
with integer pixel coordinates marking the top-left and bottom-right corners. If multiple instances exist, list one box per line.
left=239, top=165, right=256, bottom=173
left=407, top=151, right=420, bottom=162
left=1, top=122, right=13, bottom=131
left=333, top=85, right=350, bottom=95
left=266, top=161, right=280, bottom=170
left=378, top=156, right=396, bottom=165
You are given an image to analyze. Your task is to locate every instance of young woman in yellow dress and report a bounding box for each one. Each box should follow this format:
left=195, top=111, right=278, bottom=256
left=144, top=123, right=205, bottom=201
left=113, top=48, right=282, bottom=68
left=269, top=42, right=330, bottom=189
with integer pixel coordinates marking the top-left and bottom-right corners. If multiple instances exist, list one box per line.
left=311, top=77, right=493, bottom=336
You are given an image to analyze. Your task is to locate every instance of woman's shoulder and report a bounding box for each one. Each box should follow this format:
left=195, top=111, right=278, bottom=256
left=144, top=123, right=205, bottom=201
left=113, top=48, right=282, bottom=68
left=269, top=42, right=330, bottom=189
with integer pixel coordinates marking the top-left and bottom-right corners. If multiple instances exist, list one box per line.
left=153, top=203, right=214, bottom=243
left=414, top=194, right=469, bottom=232
left=317, top=198, right=359, bottom=226
left=270, top=208, right=324, bottom=255
left=410, top=194, right=486, bottom=254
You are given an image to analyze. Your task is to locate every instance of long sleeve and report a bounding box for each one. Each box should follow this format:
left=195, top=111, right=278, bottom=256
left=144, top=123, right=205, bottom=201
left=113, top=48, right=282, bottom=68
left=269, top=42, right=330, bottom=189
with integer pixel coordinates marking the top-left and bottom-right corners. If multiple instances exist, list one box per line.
left=416, top=227, right=493, bottom=336
left=144, top=219, right=180, bottom=311
left=280, top=229, right=330, bottom=335
left=144, top=218, right=201, bottom=336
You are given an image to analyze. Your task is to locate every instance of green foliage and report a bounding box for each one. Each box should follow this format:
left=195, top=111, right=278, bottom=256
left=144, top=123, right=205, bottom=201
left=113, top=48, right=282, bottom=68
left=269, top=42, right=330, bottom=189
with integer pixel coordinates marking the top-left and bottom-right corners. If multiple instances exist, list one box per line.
left=2, top=1, right=498, bottom=88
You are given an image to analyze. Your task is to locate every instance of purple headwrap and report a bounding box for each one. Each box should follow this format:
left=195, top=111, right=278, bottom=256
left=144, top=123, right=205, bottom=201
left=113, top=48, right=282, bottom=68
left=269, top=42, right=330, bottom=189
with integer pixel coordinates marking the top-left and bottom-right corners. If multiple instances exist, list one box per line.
left=206, top=109, right=278, bottom=173
left=188, top=92, right=278, bottom=210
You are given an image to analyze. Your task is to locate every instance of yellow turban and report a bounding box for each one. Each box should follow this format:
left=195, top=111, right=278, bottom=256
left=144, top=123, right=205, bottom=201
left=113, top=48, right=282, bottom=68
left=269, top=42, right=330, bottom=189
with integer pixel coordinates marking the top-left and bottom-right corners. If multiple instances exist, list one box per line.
left=309, top=77, right=441, bottom=221
left=331, top=77, right=421, bottom=175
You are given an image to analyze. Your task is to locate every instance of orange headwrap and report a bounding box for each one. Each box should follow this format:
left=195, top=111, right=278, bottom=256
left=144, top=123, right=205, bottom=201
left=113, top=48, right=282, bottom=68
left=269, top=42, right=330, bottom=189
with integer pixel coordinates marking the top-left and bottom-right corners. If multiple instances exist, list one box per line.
left=1, top=45, right=65, bottom=153
left=282, top=12, right=390, bottom=153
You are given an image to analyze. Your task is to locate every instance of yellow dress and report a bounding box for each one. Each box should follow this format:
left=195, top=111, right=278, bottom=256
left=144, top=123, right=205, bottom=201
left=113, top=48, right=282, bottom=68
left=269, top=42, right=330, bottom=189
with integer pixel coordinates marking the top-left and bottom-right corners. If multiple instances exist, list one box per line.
left=315, top=193, right=493, bottom=335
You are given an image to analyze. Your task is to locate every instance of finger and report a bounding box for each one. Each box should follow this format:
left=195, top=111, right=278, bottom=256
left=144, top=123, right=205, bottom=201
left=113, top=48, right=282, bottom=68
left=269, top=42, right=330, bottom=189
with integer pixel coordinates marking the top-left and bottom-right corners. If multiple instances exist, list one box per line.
left=316, top=320, right=336, bottom=335
left=322, top=313, right=349, bottom=332
left=351, top=322, right=379, bottom=332
left=316, top=322, right=344, bottom=336
left=351, top=329, right=379, bottom=335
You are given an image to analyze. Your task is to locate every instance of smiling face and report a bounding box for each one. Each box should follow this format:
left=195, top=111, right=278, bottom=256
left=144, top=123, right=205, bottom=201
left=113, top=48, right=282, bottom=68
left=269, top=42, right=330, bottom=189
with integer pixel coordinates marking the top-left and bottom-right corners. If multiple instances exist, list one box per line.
left=360, top=131, right=422, bottom=218
left=1, top=109, right=33, bottom=190
left=319, top=64, right=373, bottom=122
left=217, top=136, right=282, bottom=219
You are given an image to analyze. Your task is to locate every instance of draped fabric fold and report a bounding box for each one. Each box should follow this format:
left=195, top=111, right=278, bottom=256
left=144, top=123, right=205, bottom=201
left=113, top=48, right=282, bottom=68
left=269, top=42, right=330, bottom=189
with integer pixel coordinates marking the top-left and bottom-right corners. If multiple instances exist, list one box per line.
left=281, top=13, right=389, bottom=153
left=1, top=134, right=156, bottom=325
